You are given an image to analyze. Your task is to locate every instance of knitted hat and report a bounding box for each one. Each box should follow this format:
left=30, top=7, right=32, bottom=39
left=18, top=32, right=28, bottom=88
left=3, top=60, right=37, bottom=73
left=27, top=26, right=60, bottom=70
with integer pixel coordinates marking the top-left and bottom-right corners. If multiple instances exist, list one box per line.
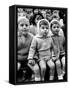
left=37, top=19, right=50, bottom=33
left=50, top=19, right=61, bottom=30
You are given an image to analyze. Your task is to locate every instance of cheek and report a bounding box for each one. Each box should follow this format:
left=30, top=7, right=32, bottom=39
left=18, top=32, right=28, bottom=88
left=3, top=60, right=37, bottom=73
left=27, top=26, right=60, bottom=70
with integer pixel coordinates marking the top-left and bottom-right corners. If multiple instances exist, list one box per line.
left=51, top=28, right=55, bottom=33
left=46, top=29, right=49, bottom=33
left=40, top=29, right=44, bottom=32
left=26, top=26, right=30, bottom=31
left=52, top=27, right=56, bottom=31
left=57, top=28, right=60, bottom=31
left=39, top=29, right=42, bottom=33
left=18, top=26, right=22, bottom=31
left=46, top=28, right=49, bottom=31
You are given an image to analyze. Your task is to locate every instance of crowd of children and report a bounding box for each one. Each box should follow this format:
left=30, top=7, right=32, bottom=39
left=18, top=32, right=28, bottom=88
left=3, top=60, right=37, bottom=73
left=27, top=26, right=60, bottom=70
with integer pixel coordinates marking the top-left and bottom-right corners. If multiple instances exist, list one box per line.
left=17, top=8, right=66, bottom=82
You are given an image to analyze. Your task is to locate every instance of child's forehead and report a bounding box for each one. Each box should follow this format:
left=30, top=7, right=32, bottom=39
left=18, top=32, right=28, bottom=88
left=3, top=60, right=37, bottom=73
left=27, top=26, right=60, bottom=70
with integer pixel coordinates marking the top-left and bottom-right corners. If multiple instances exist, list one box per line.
left=52, top=22, right=60, bottom=26
left=40, top=24, right=49, bottom=27
left=39, top=22, right=49, bottom=27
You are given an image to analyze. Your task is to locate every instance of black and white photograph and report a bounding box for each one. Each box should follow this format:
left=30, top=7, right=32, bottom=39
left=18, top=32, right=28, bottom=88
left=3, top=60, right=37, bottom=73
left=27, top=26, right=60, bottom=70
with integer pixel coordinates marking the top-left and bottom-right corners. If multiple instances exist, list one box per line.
left=9, top=5, right=67, bottom=85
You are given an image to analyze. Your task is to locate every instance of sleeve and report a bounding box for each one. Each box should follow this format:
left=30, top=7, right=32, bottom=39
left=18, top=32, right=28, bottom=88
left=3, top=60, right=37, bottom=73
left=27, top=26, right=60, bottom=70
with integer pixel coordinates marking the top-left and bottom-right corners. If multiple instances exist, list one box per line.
left=62, top=35, right=65, bottom=55
left=51, top=38, right=60, bottom=60
left=28, top=37, right=37, bottom=60
left=63, top=35, right=65, bottom=49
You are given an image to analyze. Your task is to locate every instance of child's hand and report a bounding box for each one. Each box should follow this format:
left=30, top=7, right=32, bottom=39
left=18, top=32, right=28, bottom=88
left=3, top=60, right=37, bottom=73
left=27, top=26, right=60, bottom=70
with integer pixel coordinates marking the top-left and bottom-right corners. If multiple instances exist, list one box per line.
left=52, top=56, right=57, bottom=61
left=52, top=56, right=59, bottom=61
left=28, top=60, right=35, bottom=66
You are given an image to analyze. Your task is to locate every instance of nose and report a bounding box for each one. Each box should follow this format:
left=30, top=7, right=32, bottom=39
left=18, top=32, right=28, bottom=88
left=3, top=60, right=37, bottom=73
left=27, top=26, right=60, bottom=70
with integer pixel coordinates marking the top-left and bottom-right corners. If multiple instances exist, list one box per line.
left=44, top=29, right=48, bottom=32
left=56, top=28, right=59, bottom=32
left=23, top=25, right=26, bottom=29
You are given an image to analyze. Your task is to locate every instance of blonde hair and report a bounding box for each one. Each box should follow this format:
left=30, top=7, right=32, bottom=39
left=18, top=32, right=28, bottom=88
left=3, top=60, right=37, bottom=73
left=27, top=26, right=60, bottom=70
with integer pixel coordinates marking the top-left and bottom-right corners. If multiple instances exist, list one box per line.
left=18, top=16, right=29, bottom=24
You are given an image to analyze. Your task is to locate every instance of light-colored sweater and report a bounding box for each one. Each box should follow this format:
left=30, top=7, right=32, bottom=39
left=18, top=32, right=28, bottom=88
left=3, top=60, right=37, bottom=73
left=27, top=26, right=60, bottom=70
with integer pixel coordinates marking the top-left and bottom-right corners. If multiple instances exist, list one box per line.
left=51, top=35, right=65, bottom=56
left=17, top=33, right=33, bottom=61
left=28, top=34, right=55, bottom=61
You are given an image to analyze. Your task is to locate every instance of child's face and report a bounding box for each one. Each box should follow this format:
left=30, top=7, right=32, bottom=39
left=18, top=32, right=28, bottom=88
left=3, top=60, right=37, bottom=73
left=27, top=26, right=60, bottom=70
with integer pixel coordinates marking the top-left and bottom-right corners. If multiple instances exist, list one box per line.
left=18, top=19, right=30, bottom=36
left=51, top=23, right=60, bottom=35
left=39, top=24, right=49, bottom=36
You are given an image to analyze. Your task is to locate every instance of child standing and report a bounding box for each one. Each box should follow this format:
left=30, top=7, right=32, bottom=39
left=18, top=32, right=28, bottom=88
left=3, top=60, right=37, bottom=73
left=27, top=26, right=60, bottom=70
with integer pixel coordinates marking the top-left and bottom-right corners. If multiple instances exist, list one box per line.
left=17, top=16, right=34, bottom=82
left=28, top=19, right=55, bottom=81
left=50, top=19, right=65, bottom=80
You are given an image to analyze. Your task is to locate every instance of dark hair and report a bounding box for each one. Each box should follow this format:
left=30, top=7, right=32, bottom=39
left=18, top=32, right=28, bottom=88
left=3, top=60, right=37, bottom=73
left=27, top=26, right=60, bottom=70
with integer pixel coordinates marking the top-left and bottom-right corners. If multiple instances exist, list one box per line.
left=31, top=13, right=44, bottom=25
left=50, top=21, right=60, bottom=30
left=39, top=20, right=49, bottom=27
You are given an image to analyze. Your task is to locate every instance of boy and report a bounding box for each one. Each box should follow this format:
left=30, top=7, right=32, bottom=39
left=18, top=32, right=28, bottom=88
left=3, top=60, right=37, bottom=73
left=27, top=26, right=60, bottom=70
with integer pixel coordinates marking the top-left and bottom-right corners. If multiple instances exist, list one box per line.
left=50, top=19, right=65, bottom=80
left=28, top=19, right=55, bottom=81
left=17, top=16, right=34, bottom=82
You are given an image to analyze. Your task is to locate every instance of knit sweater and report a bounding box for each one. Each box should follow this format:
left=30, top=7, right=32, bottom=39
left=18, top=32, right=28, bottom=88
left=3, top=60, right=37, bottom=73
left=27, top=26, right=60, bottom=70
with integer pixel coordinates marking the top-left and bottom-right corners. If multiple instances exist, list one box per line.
left=17, top=33, right=33, bottom=61
left=51, top=35, right=65, bottom=56
left=28, top=34, right=55, bottom=61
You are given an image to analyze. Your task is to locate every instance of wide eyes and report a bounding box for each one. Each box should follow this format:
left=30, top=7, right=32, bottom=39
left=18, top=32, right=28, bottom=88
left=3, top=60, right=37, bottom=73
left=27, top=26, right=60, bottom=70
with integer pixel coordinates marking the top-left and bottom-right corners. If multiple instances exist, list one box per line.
left=42, top=27, right=44, bottom=29
left=57, top=26, right=59, bottom=28
left=42, top=26, right=49, bottom=30
left=25, top=24, right=28, bottom=27
left=20, top=24, right=28, bottom=27
left=53, top=26, right=59, bottom=29
left=20, top=24, right=24, bottom=27
left=46, top=27, right=49, bottom=29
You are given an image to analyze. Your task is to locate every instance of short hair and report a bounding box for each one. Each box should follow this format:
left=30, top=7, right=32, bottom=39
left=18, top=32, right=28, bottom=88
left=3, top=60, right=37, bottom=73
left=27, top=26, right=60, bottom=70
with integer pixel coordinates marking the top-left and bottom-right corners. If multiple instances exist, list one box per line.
left=50, top=19, right=61, bottom=30
left=37, top=19, right=50, bottom=33
left=39, top=19, right=49, bottom=27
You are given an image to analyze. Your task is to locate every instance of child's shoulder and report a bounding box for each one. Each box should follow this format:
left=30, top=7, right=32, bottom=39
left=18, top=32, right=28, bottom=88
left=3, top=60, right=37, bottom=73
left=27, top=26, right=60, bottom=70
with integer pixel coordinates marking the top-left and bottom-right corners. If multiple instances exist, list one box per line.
left=28, top=32, right=34, bottom=38
left=32, top=34, right=40, bottom=41
left=59, top=35, right=65, bottom=41
left=34, top=34, right=43, bottom=39
left=35, top=34, right=40, bottom=38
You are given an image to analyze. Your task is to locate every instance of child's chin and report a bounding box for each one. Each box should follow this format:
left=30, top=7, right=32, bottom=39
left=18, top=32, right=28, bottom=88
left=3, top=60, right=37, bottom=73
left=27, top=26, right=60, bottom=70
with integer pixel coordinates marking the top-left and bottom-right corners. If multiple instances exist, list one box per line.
left=22, top=32, right=28, bottom=35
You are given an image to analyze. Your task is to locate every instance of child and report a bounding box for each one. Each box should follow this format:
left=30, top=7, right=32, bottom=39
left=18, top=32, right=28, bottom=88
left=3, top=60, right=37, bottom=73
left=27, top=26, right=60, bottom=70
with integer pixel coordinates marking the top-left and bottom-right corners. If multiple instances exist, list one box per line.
left=51, top=10, right=64, bottom=37
left=17, top=16, right=34, bottom=82
left=28, top=19, right=55, bottom=81
left=50, top=19, right=65, bottom=80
